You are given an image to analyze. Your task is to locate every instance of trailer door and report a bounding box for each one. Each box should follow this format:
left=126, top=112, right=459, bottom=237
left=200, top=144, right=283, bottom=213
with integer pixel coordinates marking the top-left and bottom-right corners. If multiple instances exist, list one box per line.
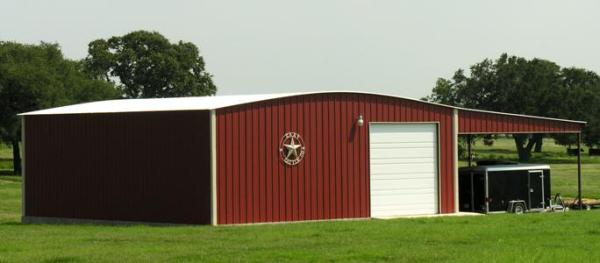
left=528, top=170, right=545, bottom=209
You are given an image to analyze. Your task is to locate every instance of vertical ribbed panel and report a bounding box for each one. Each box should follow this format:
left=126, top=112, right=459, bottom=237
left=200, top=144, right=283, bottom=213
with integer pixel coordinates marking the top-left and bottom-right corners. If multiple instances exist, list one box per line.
left=24, top=111, right=212, bottom=224
left=216, top=93, right=456, bottom=224
left=458, top=110, right=583, bottom=134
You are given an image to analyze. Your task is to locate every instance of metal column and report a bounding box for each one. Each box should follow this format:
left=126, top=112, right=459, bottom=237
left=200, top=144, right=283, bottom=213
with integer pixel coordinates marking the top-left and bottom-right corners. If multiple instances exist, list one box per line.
left=467, top=135, right=473, bottom=167
left=577, top=132, right=582, bottom=210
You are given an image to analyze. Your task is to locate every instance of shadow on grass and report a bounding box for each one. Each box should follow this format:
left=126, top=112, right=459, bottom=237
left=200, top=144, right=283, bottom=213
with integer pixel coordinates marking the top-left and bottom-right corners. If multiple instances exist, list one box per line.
left=42, top=256, right=83, bottom=263
left=474, top=148, right=516, bottom=154
left=0, top=221, right=23, bottom=226
left=0, top=175, right=21, bottom=182
left=527, top=158, right=582, bottom=164
left=0, top=170, right=16, bottom=176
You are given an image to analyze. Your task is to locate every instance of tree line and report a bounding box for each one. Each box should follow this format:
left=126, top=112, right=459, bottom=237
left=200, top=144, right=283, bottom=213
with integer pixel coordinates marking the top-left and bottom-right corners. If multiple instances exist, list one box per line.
left=424, top=53, right=600, bottom=161
left=3, top=34, right=600, bottom=172
left=0, top=31, right=216, bottom=174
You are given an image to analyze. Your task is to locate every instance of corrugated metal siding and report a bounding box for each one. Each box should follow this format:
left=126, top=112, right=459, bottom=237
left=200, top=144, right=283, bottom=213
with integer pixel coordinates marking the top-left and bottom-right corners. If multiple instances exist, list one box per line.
left=24, top=111, right=212, bottom=224
left=458, top=110, right=583, bottom=134
left=216, top=93, right=455, bottom=224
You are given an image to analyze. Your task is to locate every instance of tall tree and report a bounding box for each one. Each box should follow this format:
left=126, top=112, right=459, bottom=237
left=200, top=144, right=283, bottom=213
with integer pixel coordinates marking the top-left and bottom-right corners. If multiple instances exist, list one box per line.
left=425, top=54, right=600, bottom=161
left=556, top=67, right=600, bottom=148
left=84, top=30, right=216, bottom=98
left=0, top=42, right=119, bottom=174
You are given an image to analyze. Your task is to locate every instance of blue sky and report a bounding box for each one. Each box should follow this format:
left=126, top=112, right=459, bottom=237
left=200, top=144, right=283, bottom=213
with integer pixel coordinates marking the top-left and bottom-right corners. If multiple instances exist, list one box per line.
left=2, top=0, right=599, bottom=98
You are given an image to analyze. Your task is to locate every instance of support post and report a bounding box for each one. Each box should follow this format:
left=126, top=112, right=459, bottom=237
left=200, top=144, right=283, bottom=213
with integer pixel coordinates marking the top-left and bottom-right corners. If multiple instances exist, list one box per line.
left=577, top=132, right=582, bottom=210
left=210, top=110, right=218, bottom=225
left=467, top=135, right=472, bottom=167
left=452, top=109, right=459, bottom=213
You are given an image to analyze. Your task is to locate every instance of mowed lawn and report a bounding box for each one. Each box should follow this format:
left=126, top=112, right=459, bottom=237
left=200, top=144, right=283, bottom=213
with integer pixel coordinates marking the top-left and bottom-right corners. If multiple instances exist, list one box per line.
left=1, top=138, right=600, bottom=261
left=0, top=143, right=12, bottom=174
left=1, top=176, right=600, bottom=262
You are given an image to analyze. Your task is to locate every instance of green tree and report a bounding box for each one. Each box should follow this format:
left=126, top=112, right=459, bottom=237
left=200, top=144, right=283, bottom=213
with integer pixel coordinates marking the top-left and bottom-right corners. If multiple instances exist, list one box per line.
left=423, top=78, right=458, bottom=105
left=425, top=54, right=600, bottom=161
left=0, top=42, right=119, bottom=174
left=555, top=67, right=600, bottom=148
left=84, top=30, right=217, bottom=98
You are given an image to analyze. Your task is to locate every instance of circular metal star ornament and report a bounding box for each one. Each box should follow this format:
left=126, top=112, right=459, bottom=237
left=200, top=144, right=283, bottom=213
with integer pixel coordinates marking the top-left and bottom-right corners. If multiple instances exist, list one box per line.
left=279, top=132, right=306, bottom=166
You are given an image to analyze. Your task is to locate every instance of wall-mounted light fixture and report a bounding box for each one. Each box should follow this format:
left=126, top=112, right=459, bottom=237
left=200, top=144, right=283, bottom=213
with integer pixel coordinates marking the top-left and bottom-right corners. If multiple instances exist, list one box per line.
left=357, top=114, right=364, bottom=127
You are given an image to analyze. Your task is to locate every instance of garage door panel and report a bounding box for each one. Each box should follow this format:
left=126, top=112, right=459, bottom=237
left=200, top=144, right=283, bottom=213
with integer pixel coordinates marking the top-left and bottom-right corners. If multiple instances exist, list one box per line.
left=371, top=142, right=435, bottom=148
left=370, top=125, right=436, bottom=135
left=371, top=178, right=435, bottom=190
left=371, top=186, right=435, bottom=193
left=371, top=188, right=435, bottom=196
left=370, top=175, right=435, bottom=184
left=372, top=200, right=437, bottom=208
left=375, top=202, right=434, bottom=211
left=371, top=127, right=435, bottom=139
left=370, top=136, right=435, bottom=144
left=370, top=123, right=438, bottom=217
left=371, top=172, right=436, bottom=180
left=371, top=130, right=437, bottom=142
left=369, top=148, right=435, bottom=159
left=370, top=157, right=435, bottom=165
left=370, top=198, right=435, bottom=209
left=372, top=204, right=437, bottom=216
left=370, top=163, right=436, bottom=174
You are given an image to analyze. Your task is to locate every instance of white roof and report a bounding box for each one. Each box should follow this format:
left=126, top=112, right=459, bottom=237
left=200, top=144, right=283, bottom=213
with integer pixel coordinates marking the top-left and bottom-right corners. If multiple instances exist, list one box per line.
left=17, top=91, right=587, bottom=124
left=20, top=92, right=302, bottom=115
left=22, top=91, right=432, bottom=115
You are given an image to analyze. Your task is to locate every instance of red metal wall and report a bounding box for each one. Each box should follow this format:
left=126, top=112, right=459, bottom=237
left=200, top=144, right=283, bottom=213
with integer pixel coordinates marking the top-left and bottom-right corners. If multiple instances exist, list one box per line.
left=216, top=93, right=455, bottom=224
left=24, top=111, right=212, bottom=224
left=458, top=110, right=584, bottom=134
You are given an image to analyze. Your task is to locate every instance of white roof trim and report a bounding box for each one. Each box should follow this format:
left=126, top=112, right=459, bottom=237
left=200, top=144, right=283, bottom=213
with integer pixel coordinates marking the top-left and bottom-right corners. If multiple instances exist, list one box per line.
left=456, top=107, right=586, bottom=124
left=17, top=91, right=587, bottom=124
left=460, top=164, right=551, bottom=172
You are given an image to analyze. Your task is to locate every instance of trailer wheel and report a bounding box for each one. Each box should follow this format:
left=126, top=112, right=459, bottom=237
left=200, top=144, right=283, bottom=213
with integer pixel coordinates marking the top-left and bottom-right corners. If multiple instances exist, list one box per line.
left=514, top=203, right=526, bottom=214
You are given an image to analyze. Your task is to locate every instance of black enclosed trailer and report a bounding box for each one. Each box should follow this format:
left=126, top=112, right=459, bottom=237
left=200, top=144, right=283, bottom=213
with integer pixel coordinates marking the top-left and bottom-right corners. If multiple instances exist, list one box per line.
left=459, top=164, right=551, bottom=213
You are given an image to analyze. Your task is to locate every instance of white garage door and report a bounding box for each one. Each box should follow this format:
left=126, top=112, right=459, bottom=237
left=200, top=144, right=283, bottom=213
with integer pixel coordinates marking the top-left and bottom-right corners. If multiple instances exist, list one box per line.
left=369, top=123, right=438, bottom=217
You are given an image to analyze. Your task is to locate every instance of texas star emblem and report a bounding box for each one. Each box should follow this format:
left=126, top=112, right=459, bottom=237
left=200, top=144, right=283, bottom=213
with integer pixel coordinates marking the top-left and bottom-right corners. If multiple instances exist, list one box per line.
left=279, top=132, right=306, bottom=165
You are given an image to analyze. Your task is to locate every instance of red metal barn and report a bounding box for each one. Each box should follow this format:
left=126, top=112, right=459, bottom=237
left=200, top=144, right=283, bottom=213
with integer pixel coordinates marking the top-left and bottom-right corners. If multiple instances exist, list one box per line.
left=20, top=92, right=585, bottom=225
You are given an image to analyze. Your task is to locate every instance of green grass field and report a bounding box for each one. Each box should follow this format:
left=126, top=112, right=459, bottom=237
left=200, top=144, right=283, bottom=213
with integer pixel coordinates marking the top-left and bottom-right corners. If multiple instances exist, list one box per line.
left=0, top=143, right=13, bottom=174
left=1, top=137, right=599, bottom=262
left=1, top=176, right=600, bottom=262
left=0, top=138, right=600, bottom=262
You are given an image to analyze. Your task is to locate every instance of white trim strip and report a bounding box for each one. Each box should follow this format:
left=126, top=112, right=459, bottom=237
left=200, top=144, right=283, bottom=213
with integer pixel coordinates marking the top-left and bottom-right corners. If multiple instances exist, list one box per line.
left=461, top=164, right=551, bottom=172
left=457, top=108, right=586, bottom=124
left=458, top=131, right=581, bottom=135
left=452, top=109, right=459, bottom=213
left=210, top=110, right=217, bottom=226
